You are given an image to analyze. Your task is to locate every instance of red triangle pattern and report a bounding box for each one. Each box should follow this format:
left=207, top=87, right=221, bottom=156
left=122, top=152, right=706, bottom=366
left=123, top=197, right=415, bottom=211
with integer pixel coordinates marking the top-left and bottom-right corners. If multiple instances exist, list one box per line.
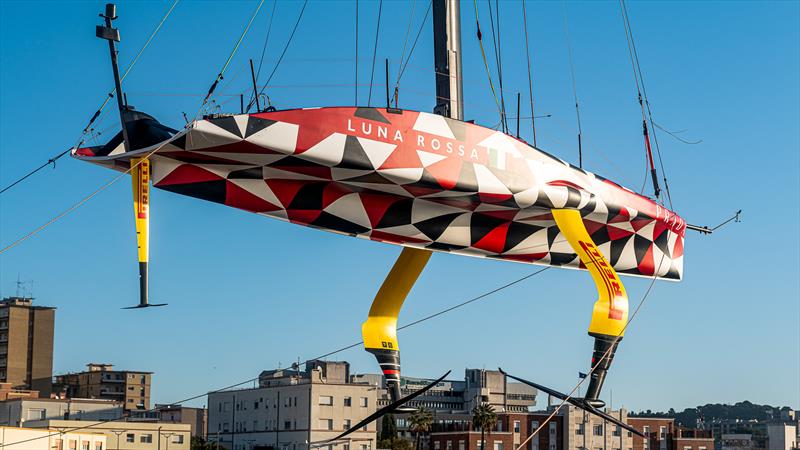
left=157, top=164, right=223, bottom=186
left=225, top=181, right=281, bottom=213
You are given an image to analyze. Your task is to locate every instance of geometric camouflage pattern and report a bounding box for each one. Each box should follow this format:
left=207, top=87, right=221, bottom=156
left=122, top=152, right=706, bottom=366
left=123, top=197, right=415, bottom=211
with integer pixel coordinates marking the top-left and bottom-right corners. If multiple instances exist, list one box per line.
left=74, top=107, right=686, bottom=280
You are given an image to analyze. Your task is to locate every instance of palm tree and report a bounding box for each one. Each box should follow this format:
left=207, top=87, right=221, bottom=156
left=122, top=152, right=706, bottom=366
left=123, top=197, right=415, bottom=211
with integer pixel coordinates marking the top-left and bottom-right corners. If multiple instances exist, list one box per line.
left=408, top=408, right=434, bottom=450
left=472, top=403, right=497, bottom=450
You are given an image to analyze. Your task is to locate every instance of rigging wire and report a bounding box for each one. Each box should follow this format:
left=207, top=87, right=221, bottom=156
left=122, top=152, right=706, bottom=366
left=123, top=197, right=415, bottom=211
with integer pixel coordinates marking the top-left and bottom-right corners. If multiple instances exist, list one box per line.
left=2, top=0, right=269, bottom=255
left=367, top=0, right=384, bottom=106
left=514, top=252, right=668, bottom=450
left=486, top=0, right=507, bottom=133
left=521, top=0, right=538, bottom=147
left=653, top=122, right=703, bottom=145
left=562, top=0, right=584, bottom=168
left=355, top=0, right=359, bottom=105
left=0, top=266, right=552, bottom=448
left=0, top=0, right=180, bottom=196
left=394, top=0, right=433, bottom=100
left=254, top=0, right=309, bottom=108
left=247, top=0, right=278, bottom=112
left=201, top=0, right=265, bottom=113
left=393, top=0, right=417, bottom=105
left=619, top=0, right=673, bottom=209
left=472, top=0, right=505, bottom=128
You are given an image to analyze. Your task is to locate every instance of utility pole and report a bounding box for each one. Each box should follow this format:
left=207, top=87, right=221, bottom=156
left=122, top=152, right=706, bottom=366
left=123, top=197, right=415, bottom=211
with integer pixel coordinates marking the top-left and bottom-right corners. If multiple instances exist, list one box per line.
left=432, top=0, right=463, bottom=121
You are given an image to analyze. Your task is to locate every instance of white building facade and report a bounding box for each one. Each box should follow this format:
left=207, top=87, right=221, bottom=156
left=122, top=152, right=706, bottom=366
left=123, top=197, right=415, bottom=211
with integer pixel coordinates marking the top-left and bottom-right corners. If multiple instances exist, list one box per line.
left=0, top=425, right=107, bottom=450
left=208, top=361, right=377, bottom=450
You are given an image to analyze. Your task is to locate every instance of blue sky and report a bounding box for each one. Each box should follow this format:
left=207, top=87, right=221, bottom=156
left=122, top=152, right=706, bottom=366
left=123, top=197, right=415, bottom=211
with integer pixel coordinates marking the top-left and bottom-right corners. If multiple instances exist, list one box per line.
left=1, top=0, right=797, bottom=412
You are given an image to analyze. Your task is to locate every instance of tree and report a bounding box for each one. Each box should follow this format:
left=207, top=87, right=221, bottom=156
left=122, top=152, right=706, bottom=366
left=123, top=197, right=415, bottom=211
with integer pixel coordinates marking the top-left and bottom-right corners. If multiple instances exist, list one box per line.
left=378, top=437, right=414, bottom=450
left=190, top=436, right=226, bottom=450
left=472, top=403, right=497, bottom=450
left=408, top=408, right=434, bottom=450
left=381, top=413, right=399, bottom=442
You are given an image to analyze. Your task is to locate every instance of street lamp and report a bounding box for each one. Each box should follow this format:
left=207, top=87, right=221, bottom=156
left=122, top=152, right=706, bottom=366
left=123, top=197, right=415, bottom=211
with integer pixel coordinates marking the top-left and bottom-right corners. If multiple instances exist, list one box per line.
left=162, top=432, right=176, bottom=450
left=110, top=429, right=126, bottom=450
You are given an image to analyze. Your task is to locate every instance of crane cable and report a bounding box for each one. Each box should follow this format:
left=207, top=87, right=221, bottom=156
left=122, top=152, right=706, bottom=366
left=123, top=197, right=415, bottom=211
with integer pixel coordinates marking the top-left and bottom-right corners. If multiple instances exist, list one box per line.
left=562, top=0, right=584, bottom=168
left=0, top=0, right=180, bottom=196
left=472, top=0, right=505, bottom=129
left=521, top=0, right=538, bottom=147
left=619, top=0, right=674, bottom=208
left=0, top=266, right=552, bottom=448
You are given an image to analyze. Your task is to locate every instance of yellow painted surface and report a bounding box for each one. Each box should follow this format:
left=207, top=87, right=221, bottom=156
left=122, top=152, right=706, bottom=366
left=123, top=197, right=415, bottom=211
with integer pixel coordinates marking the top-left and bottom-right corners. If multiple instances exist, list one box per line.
left=362, top=247, right=431, bottom=350
left=131, top=157, right=150, bottom=263
left=552, top=209, right=628, bottom=337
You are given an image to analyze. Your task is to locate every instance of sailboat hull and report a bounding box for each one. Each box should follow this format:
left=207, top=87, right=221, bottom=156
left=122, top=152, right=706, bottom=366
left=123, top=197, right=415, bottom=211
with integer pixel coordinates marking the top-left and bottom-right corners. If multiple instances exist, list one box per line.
left=74, top=106, right=685, bottom=280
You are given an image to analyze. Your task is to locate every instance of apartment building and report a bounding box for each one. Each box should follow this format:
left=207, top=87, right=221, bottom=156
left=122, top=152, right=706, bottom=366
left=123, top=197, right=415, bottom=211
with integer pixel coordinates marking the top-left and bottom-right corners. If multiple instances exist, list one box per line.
left=0, top=297, right=55, bottom=396
left=353, top=368, right=537, bottom=413
left=157, top=404, right=208, bottom=437
left=0, top=425, right=106, bottom=450
left=53, top=363, right=152, bottom=411
left=208, top=360, right=378, bottom=450
left=0, top=397, right=123, bottom=427
left=24, top=419, right=191, bottom=450
left=429, top=410, right=564, bottom=450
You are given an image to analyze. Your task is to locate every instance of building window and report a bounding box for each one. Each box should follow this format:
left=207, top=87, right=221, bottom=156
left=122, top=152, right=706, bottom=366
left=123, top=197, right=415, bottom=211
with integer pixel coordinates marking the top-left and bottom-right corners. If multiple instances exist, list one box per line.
left=613, top=426, right=621, bottom=437
left=361, top=445, right=368, bottom=450
left=81, top=441, right=90, bottom=450
left=660, top=427, right=666, bottom=439
left=254, top=401, right=259, bottom=409
left=477, top=441, right=484, bottom=450
left=683, top=447, right=691, bottom=450
left=531, top=421, right=539, bottom=431
left=459, top=441, right=465, bottom=450
left=319, top=395, right=334, bottom=406
left=360, top=397, right=368, bottom=407
left=172, top=435, right=184, bottom=444
left=69, top=440, right=77, bottom=450
left=494, top=442, right=503, bottom=450
left=447, top=441, right=453, bottom=450
left=344, top=396, right=352, bottom=407
left=514, top=421, right=521, bottom=433
left=140, top=434, right=152, bottom=444
left=594, top=425, right=603, bottom=436
left=576, top=424, right=584, bottom=435
left=284, top=420, right=292, bottom=430
left=643, top=426, right=650, bottom=436
left=344, top=419, right=352, bottom=430
left=344, top=445, right=350, bottom=450
left=320, top=419, right=334, bottom=430
left=94, top=443, right=103, bottom=450
left=126, top=434, right=134, bottom=443
left=549, top=422, right=557, bottom=435
left=530, top=442, right=538, bottom=450
left=254, top=420, right=259, bottom=430
left=435, top=442, right=441, bottom=450
left=55, top=439, right=63, bottom=450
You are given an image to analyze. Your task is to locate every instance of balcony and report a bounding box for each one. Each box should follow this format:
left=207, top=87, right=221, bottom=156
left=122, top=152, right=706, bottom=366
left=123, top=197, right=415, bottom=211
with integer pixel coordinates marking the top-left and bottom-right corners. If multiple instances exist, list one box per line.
left=100, top=389, right=125, bottom=396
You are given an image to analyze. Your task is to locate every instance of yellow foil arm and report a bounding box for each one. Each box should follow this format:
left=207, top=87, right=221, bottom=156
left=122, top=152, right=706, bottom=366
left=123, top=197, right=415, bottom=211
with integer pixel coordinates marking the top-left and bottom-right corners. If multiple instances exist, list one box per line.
left=552, top=209, right=628, bottom=337
left=131, top=157, right=150, bottom=265
left=362, top=247, right=432, bottom=351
